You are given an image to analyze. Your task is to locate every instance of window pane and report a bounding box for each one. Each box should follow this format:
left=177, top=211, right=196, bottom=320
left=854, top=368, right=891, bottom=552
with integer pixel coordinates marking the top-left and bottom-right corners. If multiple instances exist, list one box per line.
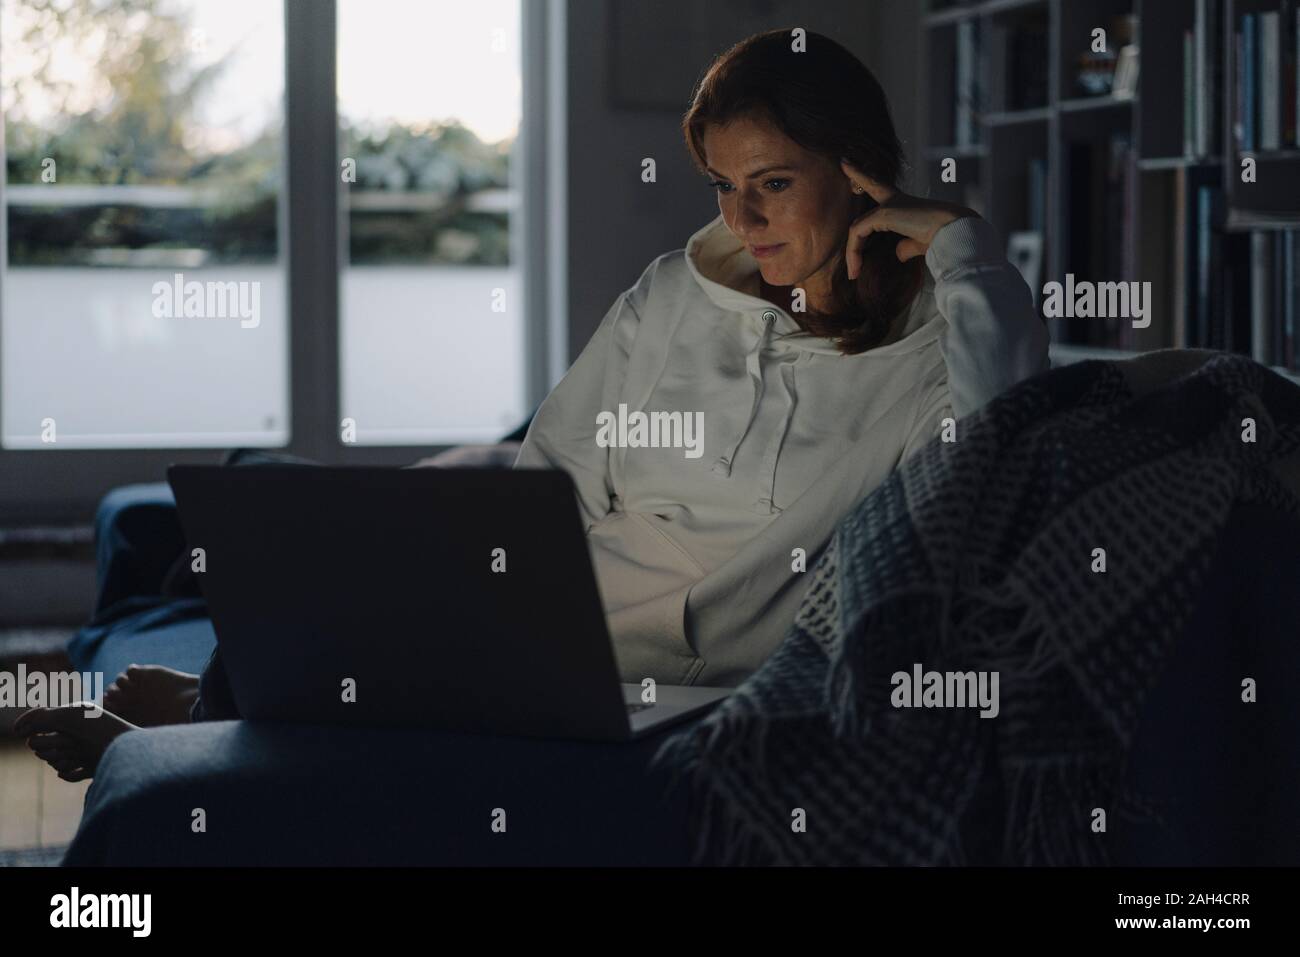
left=1, top=0, right=286, bottom=449
left=338, top=0, right=526, bottom=445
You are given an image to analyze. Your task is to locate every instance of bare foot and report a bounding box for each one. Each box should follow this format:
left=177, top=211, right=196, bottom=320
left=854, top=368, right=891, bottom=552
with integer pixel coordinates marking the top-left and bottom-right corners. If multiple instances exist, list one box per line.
left=103, top=664, right=199, bottom=727
left=14, top=704, right=137, bottom=782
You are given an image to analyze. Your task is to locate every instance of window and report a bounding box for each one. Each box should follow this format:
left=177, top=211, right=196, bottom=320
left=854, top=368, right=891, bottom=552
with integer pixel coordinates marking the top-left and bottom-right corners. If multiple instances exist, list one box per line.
left=1, top=0, right=554, bottom=523
left=1, top=0, right=287, bottom=448
left=337, top=0, right=527, bottom=444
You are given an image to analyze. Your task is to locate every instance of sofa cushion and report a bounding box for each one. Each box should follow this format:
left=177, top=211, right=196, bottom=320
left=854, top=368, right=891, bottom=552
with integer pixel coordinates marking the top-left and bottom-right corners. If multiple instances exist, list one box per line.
left=65, top=719, right=693, bottom=866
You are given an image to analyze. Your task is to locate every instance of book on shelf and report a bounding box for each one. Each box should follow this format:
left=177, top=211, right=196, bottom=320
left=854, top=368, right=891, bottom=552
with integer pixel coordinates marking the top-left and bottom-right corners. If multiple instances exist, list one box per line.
left=1277, top=230, right=1297, bottom=367
left=1242, top=13, right=1257, bottom=151
left=1288, top=231, right=1297, bottom=368
left=1287, top=5, right=1298, bottom=146
left=1195, top=186, right=1222, bottom=349
left=1124, top=141, right=1139, bottom=346
left=1237, top=4, right=1300, bottom=153
left=1236, top=230, right=1299, bottom=370
left=1251, top=232, right=1273, bottom=365
left=1109, top=135, right=1139, bottom=349
left=1234, top=26, right=1244, bottom=152
left=1194, top=0, right=1220, bottom=157
left=955, top=19, right=981, bottom=147
left=1172, top=168, right=1190, bottom=351
left=1284, top=230, right=1294, bottom=369
left=1185, top=2, right=1225, bottom=157
left=1186, top=29, right=1198, bottom=156
left=1261, top=10, right=1281, bottom=150
left=1159, top=170, right=1300, bottom=369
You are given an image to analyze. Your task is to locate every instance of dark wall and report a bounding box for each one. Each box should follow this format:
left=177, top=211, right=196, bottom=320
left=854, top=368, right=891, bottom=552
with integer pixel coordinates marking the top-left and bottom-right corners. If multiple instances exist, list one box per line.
left=864, top=0, right=925, bottom=196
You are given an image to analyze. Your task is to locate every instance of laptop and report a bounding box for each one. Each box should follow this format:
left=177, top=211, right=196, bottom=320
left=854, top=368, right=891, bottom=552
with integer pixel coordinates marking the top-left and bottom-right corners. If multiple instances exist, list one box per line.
left=166, top=465, right=731, bottom=741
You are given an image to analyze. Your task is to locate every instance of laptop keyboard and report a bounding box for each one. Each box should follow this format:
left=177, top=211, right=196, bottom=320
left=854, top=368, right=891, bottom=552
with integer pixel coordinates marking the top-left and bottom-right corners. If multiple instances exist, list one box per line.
left=626, top=702, right=654, bottom=714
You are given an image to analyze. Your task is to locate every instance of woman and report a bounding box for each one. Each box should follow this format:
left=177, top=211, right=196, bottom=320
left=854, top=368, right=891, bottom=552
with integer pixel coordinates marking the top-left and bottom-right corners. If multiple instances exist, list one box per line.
left=513, top=28, right=1047, bottom=687
left=19, top=28, right=1047, bottom=779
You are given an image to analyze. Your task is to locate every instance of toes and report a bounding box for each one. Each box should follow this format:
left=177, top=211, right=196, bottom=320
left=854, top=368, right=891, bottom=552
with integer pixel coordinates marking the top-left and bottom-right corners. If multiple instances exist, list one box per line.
left=28, top=739, right=92, bottom=779
left=38, top=752, right=79, bottom=771
left=13, top=707, right=55, bottom=736
left=31, top=745, right=83, bottom=768
left=17, top=703, right=107, bottom=738
left=50, top=756, right=83, bottom=775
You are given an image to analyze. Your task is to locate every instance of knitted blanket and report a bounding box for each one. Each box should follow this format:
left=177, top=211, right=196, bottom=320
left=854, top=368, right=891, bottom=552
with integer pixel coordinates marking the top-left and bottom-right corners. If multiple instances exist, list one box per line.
left=651, top=350, right=1300, bottom=865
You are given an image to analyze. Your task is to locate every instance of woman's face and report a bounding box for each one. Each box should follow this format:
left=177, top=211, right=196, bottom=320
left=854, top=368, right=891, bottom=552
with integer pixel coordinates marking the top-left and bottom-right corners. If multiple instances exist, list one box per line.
left=700, top=113, right=857, bottom=293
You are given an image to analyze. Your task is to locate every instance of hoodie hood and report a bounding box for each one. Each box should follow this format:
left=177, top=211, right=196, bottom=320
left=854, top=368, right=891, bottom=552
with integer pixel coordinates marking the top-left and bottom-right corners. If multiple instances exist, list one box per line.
left=683, top=213, right=941, bottom=356
left=680, top=214, right=940, bottom=500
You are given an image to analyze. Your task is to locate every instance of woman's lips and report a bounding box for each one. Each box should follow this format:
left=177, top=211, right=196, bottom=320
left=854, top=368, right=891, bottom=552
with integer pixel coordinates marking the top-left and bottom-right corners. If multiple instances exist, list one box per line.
left=750, top=243, right=785, bottom=259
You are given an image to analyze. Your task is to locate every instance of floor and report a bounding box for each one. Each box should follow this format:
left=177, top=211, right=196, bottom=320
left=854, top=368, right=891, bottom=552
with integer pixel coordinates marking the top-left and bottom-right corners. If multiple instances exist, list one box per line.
left=0, top=627, right=93, bottom=856
left=0, top=736, right=90, bottom=852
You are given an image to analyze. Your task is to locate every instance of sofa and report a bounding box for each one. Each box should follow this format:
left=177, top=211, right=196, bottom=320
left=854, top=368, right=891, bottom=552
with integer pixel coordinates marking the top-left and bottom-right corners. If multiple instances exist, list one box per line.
left=58, top=478, right=1300, bottom=864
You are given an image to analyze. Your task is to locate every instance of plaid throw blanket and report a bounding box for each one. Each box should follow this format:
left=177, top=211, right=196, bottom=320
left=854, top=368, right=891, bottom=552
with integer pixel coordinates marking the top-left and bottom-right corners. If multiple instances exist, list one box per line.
left=651, top=350, right=1300, bottom=865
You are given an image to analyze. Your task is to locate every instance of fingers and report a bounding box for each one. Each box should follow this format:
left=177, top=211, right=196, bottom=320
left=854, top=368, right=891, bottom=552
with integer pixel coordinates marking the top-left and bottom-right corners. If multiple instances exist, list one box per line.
left=43, top=755, right=87, bottom=778
left=28, top=731, right=78, bottom=751
left=840, top=159, right=897, bottom=205
left=845, top=208, right=895, bottom=280
left=104, top=678, right=127, bottom=708
left=846, top=215, right=932, bottom=275
left=13, top=707, right=47, bottom=736
left=27, top=732, right=91, bottom=780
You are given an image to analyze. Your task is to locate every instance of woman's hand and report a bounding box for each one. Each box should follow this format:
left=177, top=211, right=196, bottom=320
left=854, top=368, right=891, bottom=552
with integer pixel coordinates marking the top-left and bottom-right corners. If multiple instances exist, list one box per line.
left=841, top=159, right=979, bottom=276
left=406, top=441, right=522, bottom=469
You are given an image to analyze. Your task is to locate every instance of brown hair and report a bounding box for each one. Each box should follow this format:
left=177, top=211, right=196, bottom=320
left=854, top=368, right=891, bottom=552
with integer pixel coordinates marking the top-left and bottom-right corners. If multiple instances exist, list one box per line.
left=683, top=29, right=924, bottom=355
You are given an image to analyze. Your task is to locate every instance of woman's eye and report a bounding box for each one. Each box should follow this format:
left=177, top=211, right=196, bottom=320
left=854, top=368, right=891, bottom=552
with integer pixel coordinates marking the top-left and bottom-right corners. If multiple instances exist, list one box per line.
left=709, top=178, right=789, bottom=194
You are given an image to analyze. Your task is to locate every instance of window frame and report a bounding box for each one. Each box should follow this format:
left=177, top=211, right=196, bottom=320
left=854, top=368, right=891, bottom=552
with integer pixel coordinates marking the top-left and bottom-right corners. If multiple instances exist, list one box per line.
left=0, top=0, right=559, bottom=525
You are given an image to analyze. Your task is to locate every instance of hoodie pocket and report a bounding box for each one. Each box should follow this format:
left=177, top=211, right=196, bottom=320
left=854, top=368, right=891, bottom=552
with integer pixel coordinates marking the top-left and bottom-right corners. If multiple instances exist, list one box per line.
left=586, top=511, right=707, bottom=677
left=623, top=511, right=708, bottom=578
left=586, top=511, right=707, bottom=607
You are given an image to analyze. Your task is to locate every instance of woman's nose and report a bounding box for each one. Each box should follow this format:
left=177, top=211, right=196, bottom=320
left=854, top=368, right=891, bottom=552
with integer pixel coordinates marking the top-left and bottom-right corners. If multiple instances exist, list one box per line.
left=735, top=193, right=767, bottom=234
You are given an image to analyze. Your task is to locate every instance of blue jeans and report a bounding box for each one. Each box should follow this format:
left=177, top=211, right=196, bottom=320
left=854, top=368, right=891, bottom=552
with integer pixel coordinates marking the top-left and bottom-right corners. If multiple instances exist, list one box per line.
left=70, top=449, right=321, bottom=721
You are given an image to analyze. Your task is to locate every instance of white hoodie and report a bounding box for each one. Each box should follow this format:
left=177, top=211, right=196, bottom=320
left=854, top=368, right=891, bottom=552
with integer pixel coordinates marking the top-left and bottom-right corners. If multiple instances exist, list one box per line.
left=515, top=213, right=1049, bottom=687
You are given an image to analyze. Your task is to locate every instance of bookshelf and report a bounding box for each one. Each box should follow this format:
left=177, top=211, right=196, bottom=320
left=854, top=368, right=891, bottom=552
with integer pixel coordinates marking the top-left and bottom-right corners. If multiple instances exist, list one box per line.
left=919, top=0, right=1300, bottom=386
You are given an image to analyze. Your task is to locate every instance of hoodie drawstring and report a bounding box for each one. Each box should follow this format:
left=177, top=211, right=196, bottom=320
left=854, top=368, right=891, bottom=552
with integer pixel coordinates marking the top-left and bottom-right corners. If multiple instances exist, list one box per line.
left=711, top=312, right=774, bottom=478
left=711, top=310, right=799, bottom=515
left=755, top=361, right=796, bottom=514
